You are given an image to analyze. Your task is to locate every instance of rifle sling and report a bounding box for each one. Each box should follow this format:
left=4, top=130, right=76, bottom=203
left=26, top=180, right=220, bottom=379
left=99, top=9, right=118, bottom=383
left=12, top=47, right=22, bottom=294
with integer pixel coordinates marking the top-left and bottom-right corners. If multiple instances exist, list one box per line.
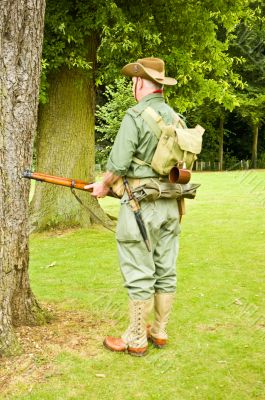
left=70, top=189, right=116, bottom=233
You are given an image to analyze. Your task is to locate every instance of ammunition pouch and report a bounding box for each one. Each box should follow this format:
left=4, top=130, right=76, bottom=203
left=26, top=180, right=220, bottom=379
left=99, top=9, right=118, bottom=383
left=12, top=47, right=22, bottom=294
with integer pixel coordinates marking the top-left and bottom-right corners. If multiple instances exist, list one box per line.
left=132, top=180, right=200, bottom=202
left=111, top=177, right=200, bottom=202
left=111, top=177, right=162, bottom=198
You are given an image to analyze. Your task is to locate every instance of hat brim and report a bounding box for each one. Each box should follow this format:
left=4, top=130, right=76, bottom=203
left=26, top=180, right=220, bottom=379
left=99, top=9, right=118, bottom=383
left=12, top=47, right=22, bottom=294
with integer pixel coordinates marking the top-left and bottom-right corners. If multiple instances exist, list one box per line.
left=122, top=62, right=177, bottom=86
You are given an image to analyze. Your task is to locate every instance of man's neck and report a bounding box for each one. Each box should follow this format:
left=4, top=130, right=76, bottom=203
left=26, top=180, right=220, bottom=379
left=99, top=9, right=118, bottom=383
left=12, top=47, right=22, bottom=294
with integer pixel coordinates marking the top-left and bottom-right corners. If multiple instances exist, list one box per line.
left=152, top=89, right=163, bottom=94
left=137, top=89, right=163, bottom=102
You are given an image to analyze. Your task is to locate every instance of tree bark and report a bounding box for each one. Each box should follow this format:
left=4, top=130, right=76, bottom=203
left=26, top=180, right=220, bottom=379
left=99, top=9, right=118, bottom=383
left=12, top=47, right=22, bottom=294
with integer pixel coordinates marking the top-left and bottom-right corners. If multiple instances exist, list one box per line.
left=251, top=124, right=259, bottom=169
left=30, top=40, right=109, bottom=231
left=218, top=115, right=224, bottom=171
left=0, top=0, right=46, bottom=355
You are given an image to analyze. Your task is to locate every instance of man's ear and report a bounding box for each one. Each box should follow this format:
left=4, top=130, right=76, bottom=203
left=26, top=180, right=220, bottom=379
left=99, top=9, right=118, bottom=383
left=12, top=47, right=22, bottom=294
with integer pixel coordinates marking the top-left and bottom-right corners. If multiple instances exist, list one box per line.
left=138, top=77, right=144, bottom=89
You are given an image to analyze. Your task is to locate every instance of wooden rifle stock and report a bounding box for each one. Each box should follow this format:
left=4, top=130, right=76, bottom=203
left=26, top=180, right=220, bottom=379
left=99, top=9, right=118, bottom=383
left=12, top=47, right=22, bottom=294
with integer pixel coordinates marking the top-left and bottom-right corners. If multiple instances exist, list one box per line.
left=23, top=170, right=94, bottom=191
left=23, top=171, right=118, bottom=231
left=22, top=170, right=119, bottom=198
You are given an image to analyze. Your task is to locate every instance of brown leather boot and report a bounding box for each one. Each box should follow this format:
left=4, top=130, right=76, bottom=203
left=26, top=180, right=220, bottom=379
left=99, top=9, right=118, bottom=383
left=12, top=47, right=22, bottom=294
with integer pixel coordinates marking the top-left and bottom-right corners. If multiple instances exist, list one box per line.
left=103, top=336, right=148, bottom=356
left=103, top=297, right=154, bottom=357
left=146, top=323, right=167, bottom=348
left=103, top=336, right=127, bottom=352
left=149, top=292, right=175, bottom=348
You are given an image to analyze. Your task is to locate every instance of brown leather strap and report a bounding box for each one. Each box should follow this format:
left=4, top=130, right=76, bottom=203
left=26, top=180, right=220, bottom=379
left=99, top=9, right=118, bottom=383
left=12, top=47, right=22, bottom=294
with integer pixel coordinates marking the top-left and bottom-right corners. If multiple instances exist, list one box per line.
left=177, top=198, right=186, bottom=223
left=71, top=189, right=115, bottom=233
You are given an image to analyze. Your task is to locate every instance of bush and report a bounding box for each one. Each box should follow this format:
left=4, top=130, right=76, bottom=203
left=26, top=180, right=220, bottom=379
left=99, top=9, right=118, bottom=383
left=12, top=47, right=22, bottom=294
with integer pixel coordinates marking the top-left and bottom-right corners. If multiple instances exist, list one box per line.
left=257, top=152, right=265, bottom=168
left=95, top=78, right=136, bottom=167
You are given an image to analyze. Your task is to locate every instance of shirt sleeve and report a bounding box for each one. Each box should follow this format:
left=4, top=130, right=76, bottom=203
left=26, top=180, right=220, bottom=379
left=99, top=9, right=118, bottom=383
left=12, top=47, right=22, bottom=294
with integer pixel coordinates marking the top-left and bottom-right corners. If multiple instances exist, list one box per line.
left=106, top=113, right=139, bottom=176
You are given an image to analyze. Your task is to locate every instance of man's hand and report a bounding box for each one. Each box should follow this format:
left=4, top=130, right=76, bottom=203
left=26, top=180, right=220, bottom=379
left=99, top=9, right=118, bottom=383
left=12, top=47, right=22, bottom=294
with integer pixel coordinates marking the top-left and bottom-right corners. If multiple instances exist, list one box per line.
left=84, top=182, right=109, bottom=198
left=84, top=171, right=120, bottom=198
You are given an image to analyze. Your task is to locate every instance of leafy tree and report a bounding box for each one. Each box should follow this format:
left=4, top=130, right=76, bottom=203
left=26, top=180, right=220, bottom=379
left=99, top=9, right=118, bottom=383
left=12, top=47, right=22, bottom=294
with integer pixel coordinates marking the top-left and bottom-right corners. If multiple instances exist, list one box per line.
left=30, top=0, right=108, bottom=231
left=98, top=0, right=255, bottom=110
left=185, top=103, right=228, bottom=169
left=0, top=0, right=46, bottom=355
left=31, top=0, right=261, bottom=231
left=229, top=2, right=265, bottom=167
left=239, top=92, right=265, bottom=167
left=31, top=0, right=162, bottom=231
left=96, top=0, right=257, bottom=170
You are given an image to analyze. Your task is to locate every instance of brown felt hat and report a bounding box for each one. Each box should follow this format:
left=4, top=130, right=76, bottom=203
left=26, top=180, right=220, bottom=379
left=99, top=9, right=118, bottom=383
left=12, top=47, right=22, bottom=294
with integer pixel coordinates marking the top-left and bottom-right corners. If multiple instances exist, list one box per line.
left=122, top=57, right=177, bottom=86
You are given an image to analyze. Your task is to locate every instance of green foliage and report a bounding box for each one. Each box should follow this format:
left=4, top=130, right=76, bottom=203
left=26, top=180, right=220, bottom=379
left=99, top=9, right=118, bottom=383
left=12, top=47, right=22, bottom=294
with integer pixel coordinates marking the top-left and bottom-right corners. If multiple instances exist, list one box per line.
left=42, top=0, right=256, bottom=110
left=97, top=0, right=249, bottom=111
left=41, top=0, right=265, bottom=163
left=258, top=151, right=265, bottom=167
left=95, top=78, right=136, bottom=165
left=185, top=102, right=221, bottom=162
left=40, top=0, right=108, bottom=101
left=223, top=152, right=241, bottom=170
left=229, top=1, right=265, bottom=125
left=42, top=0, right=105, bottom=69
left=95, top=0, right=264, bottom=165
left=39, top=59, right=50, bottom=104
left=237, top=90, right=265, bottom=126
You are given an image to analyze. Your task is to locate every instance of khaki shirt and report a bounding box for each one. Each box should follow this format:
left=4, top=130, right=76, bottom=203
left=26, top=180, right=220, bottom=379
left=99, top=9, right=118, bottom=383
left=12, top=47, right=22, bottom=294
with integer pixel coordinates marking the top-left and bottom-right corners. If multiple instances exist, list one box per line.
left=106, top=93, right=181, bottom=178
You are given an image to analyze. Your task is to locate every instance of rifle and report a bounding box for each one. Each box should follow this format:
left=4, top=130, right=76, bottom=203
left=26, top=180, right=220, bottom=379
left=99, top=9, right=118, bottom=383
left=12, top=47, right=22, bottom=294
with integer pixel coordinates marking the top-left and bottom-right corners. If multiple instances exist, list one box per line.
left=22, top=170, right=118, bottom=198
left=23, top=171, right=151, bottom=251
left=22, top=170, right=120, bottom=232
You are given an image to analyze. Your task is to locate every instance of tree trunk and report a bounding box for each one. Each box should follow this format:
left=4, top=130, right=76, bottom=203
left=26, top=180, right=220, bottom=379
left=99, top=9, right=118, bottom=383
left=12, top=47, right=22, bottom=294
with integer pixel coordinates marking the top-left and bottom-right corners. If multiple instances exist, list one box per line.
left=30, top=44, right=109, bottom=231
left=251, top=124, right=259, bottom=169
left=218, top=115, right=224, bottom=171
left=0, top=0, right=46, bottom=356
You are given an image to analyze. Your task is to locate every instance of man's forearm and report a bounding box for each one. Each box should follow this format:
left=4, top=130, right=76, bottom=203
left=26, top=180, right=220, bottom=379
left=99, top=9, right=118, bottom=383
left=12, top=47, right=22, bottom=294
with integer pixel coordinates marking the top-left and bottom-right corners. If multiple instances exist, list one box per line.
left=102, top=171, right=121, bottom=188
left=84, top=171, right=121, bottom=198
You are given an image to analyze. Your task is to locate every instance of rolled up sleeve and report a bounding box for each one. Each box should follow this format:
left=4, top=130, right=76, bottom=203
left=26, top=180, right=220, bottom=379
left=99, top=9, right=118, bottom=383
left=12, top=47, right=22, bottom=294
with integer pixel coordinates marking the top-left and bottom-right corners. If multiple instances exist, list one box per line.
left=106, top=113, right=138, bottom=176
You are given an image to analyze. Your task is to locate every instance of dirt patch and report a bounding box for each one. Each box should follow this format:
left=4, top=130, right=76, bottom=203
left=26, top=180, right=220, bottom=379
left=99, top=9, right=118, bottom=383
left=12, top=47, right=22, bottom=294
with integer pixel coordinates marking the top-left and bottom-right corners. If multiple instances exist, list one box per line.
left=41, top=227, right=81, bottom=237
left=0, top=304, right=110, bottom=396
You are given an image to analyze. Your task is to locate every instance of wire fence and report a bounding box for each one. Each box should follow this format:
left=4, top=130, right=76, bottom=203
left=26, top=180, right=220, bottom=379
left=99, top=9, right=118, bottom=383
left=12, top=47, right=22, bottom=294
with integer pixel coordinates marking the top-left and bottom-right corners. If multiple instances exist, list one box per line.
left=95, top=159, right=265, bottom=174
left=195, top=160, right=252, bottom=171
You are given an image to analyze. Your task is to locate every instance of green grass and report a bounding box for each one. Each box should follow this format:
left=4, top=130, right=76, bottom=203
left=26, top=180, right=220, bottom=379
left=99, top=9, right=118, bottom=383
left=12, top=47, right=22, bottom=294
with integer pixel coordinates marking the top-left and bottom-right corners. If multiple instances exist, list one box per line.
left=2, top=171, right=265, bottom=400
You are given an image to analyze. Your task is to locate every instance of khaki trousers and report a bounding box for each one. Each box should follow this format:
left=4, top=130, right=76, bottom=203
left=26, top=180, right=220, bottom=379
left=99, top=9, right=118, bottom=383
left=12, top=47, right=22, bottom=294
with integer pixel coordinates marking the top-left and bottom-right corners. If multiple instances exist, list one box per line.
left=116, top=197, right=180, bottom=300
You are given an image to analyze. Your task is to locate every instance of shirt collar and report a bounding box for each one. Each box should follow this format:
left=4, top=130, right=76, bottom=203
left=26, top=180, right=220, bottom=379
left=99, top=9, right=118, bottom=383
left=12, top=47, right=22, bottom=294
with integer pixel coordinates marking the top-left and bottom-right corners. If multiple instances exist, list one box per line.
left=138, top=92, right=164, bottom=105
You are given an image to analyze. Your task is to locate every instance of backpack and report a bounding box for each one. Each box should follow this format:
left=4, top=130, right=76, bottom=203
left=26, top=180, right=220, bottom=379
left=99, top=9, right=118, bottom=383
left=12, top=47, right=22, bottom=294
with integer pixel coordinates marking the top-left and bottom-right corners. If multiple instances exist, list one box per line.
left=132, top=106, right=205, bottom=175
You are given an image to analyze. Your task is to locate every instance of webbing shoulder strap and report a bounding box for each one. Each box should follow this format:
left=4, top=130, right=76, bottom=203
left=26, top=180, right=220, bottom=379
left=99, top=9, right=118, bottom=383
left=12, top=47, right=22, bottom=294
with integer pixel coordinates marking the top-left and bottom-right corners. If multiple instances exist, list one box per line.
left=173, top=112, right=186, bottom=129
left=132, top=107, right=185, bottom=167
left=141, top=106, right=186, bottom=137
left=132, top=156, right=151, bottom=166
left=131, top=107, right=165, bottom=167
left=141, top=107, right=165, bottom=139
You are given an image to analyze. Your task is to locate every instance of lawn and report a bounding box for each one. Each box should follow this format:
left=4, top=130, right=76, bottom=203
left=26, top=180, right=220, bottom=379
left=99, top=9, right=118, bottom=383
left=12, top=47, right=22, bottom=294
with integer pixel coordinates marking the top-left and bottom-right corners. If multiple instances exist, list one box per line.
left=1, top=171, right=265, bottom=400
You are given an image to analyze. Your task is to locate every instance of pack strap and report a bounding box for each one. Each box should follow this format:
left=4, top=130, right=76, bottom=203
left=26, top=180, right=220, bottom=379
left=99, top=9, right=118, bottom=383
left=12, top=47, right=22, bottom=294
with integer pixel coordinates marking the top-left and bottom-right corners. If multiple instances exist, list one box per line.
left=131, top=107, right=164, bottom=166
left=141, top=107, right=165, bottom=139
left=132, top=156, right=151, bottom=167
left=134, top=106, right=186, bottom=168
left=173, top=113, right=186, bottom=129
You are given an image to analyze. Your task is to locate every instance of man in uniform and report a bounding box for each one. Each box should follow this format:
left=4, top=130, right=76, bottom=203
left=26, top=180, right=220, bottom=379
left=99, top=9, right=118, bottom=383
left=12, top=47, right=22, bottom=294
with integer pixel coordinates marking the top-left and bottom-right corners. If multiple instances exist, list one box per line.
left=86, top=57, right=181, bottom=356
